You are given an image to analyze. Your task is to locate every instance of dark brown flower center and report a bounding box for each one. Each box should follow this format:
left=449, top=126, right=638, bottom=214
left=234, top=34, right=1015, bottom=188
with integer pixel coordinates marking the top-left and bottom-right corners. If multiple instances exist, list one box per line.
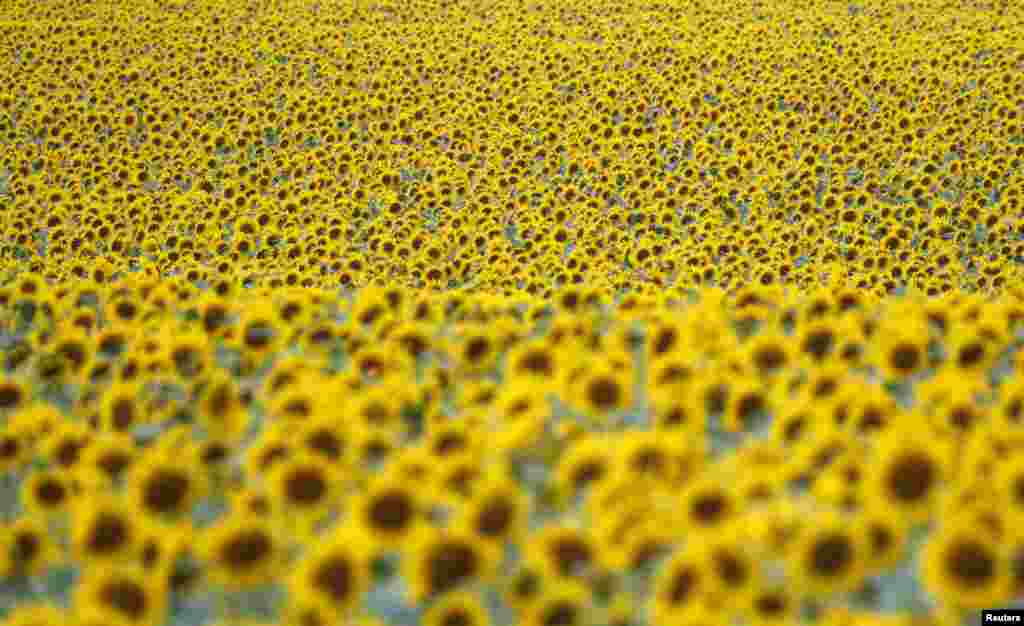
left=12, top=531, right=39, bottom=564
left=313, top=555, right=354, bottom=604
left=809, top=533, right=853, bottom=578
left=667, top=567, right=697, bottom=605
left=142, top=470, right=190, bottom=514
left=886, top=452, right=936, bottom=503
left=285, top=468, right=327, bottom=506
left=586, top=377, right=621, bottom=410
left=889, top=343, right=920, bottom=372
left=543, top=601, right=578, bottom=626
left=221, top=528, right=273, bottom=571
left=442, top=609, right=473, bottom=626
left=692, top=493, right=728, bottom=525
left=946, top=539, right=995, bottom=587
left=551, top=538, right=591, bottom=577
left=369, top=490, right=414, bottom=532
left=100, top=580, right=147, bottom=619
left=475, top=498, right=513, bottom=538
left=36, top=479, right=66, bottom=506
left=88, top=512, right=130, bottom=554
left=427, top=541, right=478, bottom=597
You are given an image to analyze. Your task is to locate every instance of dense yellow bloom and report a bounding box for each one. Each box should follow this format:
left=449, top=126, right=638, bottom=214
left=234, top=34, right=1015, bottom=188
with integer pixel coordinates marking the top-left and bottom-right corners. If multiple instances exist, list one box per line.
left=0, top=0, right=1021, bottom=620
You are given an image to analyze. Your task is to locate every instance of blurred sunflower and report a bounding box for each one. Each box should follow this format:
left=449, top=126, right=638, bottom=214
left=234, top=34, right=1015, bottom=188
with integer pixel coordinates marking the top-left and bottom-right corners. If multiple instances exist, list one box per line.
left=922, top=520, right=1013, bottom=608
left=23, top=469, right=75, bottom=517
left=864, top=426, right=952, bottom=526
left=786, top=510, right=869, bottom=596
left=405, top=526, right=499, bottom=602
left=679, top=476, right=739, bottom=536
left=650, top=544, right=717, bottom=624
left=574, top=365, right=632, bottom=418
left=74, top=565, right=168, bottom=626
left=874, top=314, right=930, bottom=381
left=464, top=473, right=529, bottom=546
left=289, top=527, right=372, bottom=621
left=266, top=452, right=341, bottom=531
left=525, top=522, right=601, bottom=581
left=3, top=515, right=58, bottom=578
left=424, top=591, right=491, bottom=626
left=71, top=494, right=140, bottom=566
left=522, top=579, right=592, bottom=626
left=198, top=514, right=283, bottom=590
left=352, top=474, right=424, bottom=548
left=129, top=451, right=206, bottom=522
left=555, top=434, right=615, bottom=501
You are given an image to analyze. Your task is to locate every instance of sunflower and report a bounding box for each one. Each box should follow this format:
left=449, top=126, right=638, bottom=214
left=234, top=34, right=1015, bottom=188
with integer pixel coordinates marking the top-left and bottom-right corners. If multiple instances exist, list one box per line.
left=555, top=434, right=615, bottom=501
left=650, top=544, right=717, bottom=625
left=874, top=314, right=930, bottom=381
left=236, top=301, right=283, bottom=360
left=491, top=381, right=549, bottom=452
left=796, top=318, right=838, bottom=364
left=506, top=339, right=561, bottom=390
left=266, top=452, right=340, bottom=530
left=390, top=320, right=435, bottom=362
left=456, top=326, right=499, bottom=375
left=464, top=474, right=529, bottom=546
left=405, top=526, right=499, bottom=602
left=0, top=422, right=32, bottom=475
left=8, top=403, right=62, bottom=442
left=650, top=387, right=703, bottom=435
left=747, top=583, right=799, bottom=626
left=996, top=455, right=1024, bottom=524
left=744, top=331, right=792, bottom=377
left=22, top=469, right=75, bottom=517
left=438, top=452, right=487, bottom=500
left=722, top=379, right=771, bottom=435
left=702, top=532, right=759, bottom=614
left=98, top=381, right=146, bottom=434
left=522, top=579, right=592, bottom=626
left=504, top=564, right=547, bottom=614
left=297, top=416, right=351, bottom=467
left=426, top=420, right=481, bottom=461
left=349, top=384, right=405, bottom=432
left=71, top=494, right=140, bottom=566
left=525, top=523, right=601, bottom=581
left=922, top=520, right=1013, bottom=609
left=679, top=476, right=738, bottom=536
left=74, top=565, right=168, bottom=626
left=0, top=377, right=28, bottom=415
left=289, top=527, right=372, bottom=621
left=647, top=354, right=697, bottom=393
left=786, top=510, right=869, bottom=596
left=574, top=365, right=632, bottom=418
left=266, top=378, right=330, bottom=424
left=244, top=423, right=295, bottom=476
left=424, top=591, right=491, bottom=626
left=198, top=514, right=283, bottom=590
left=3, top=515, right=58, bottom=578
left=864, top=427, right=952, bottom=526
left=196, top=372, right=250, bottom=442
left=281, top=591, right=339, bottom=626
left=129, top=451, right=206, bottom=522
left=620, top=514, right=679, bottom=573
left=616, top=429, right=687, bottom=484
left=352, top=475, right=424, bottom=548
left=41, top=420, right=92, bottom=471
left=81, top=432, right=137, bottom=487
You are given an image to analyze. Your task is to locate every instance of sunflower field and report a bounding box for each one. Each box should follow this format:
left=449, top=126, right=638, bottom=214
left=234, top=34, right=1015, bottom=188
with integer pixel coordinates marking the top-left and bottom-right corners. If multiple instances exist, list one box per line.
left=1, top=0, right=1023, bottom=624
